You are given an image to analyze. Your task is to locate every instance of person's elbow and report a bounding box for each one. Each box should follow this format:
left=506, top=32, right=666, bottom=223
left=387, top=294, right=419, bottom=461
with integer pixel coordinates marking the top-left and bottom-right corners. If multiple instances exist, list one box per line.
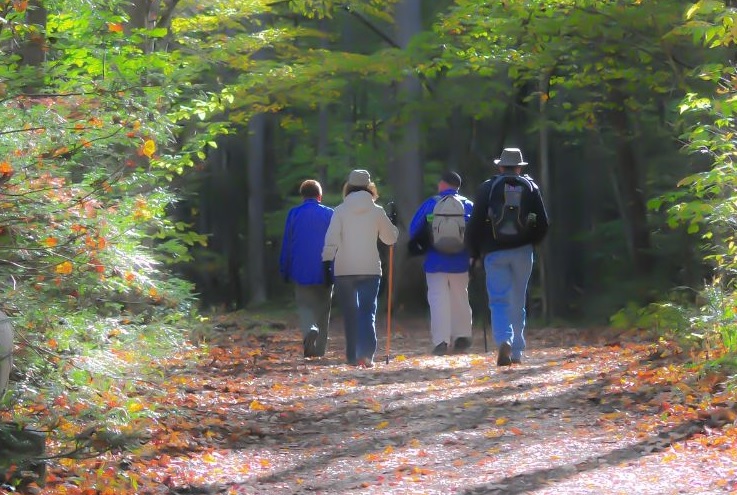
left=381, top=226, right=399, bottom=245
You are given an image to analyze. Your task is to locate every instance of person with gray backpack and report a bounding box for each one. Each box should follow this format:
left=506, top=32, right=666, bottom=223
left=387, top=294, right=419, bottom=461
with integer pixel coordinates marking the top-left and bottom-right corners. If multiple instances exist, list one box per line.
left=465, top=148, right=549, bottom=366
left=408, top=171, right=475, bottom=356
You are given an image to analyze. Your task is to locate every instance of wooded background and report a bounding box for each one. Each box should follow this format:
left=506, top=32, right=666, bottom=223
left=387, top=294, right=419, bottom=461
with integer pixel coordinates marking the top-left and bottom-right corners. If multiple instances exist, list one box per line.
left=169, top=0, right=723, bottom=325
left=2, top=0, right=737, bottom=335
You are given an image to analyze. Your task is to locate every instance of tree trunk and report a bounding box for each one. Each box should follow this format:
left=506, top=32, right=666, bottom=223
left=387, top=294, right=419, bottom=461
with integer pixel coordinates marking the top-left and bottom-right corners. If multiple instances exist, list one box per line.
left=19, top=0, right=47, bottom=90
left=394, top=0, right=423, bottom=213
left=0, top=312, right=12, bottom=401
left=391, top=0, right=425, bottom=307
left=537, top=72, right=553, bottom=322
left=317, top=20, right=330, bottom=184
left=608, top=89, right=653, bottom=274
left=124, top=0, right=154, bottom=53
left=247, top=114, right=267, bottom=305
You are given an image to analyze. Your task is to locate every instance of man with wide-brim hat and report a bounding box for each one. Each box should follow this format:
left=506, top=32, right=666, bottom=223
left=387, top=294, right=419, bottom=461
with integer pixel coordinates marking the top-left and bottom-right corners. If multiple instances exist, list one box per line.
left=464, top=147, right=549, bottom=367
left=494, top=148, right=528, bottom=167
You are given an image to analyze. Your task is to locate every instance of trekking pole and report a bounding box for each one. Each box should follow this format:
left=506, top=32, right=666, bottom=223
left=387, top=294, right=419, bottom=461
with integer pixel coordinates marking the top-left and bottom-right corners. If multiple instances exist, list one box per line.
left=478, top=263, right=489, bottom=353
left=482, top=308, right=489, bottom=353
left=385, top=243, right=394, bottom=364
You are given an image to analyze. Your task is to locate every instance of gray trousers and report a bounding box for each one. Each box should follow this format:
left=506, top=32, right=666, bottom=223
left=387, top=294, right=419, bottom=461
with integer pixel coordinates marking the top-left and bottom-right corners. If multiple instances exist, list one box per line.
left=295, top=284, right=333, bottom=355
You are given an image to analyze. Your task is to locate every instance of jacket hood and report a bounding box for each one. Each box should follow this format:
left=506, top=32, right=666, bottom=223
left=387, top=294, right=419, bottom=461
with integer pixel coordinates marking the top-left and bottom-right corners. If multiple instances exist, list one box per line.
left=342, top=190, right=375, bottom=214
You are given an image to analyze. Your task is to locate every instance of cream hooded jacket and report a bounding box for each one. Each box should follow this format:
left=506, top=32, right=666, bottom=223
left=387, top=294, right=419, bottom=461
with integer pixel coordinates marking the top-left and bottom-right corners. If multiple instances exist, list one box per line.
left=321, top=190, right=399, bottom=276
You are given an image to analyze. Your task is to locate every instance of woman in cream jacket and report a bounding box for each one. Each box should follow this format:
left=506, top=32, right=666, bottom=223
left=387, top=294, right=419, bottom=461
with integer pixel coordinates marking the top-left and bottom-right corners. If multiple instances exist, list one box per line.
left=322, top=169, right=399, bottom=367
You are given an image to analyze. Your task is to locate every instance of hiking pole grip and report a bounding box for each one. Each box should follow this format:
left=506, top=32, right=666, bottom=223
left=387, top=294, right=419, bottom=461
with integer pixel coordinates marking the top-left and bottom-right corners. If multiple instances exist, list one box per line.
left=385, top=243, right=394, bottom=364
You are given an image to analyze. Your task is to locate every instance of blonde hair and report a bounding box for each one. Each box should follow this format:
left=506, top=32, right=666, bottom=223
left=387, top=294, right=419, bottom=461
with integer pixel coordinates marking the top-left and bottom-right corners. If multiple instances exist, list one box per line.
left=343, top=181, right=378, bottom=200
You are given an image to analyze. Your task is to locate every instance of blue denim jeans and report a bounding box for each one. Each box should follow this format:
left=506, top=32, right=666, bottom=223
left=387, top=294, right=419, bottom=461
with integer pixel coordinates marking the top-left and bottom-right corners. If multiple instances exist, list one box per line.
left=334, top=275, right=381, bottom=364
left=484, top=245, right=534, bottom=360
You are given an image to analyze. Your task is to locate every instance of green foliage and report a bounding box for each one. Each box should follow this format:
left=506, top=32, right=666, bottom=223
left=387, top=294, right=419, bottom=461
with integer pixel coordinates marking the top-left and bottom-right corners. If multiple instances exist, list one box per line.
left=635, top=2, right=737, bottom=355
left=0, top=0, right=216, bottom=455
left=612, top=283, right=737, bottom=356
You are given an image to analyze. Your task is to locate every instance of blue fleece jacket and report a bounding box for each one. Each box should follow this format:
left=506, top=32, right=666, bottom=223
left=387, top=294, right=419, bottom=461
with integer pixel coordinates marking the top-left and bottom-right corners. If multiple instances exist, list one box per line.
left=279, top=199, right=334, bottom=285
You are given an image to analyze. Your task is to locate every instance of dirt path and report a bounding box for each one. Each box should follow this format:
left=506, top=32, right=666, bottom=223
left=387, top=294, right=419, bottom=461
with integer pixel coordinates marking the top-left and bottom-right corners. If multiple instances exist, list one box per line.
left=42, top=315, right=736, bottom=495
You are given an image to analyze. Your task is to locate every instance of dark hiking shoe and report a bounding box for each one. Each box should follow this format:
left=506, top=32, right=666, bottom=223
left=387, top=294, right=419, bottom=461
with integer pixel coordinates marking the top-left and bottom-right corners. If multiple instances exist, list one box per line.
left=497, top=342, right=512, bottom=366
left=453, top=337, right=472, bottom=353
left=303, top=330, right=319, bottom=357
left=357, top=357, right=374, bottom=368
left=432, top=342, right=448, bottom=356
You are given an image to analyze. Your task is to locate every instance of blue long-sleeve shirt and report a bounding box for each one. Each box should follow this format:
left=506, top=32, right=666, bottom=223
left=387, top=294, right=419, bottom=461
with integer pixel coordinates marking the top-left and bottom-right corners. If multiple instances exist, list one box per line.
left=408, top=189, right=474, bottom=273
left=279, top=199, right=334, bottom=285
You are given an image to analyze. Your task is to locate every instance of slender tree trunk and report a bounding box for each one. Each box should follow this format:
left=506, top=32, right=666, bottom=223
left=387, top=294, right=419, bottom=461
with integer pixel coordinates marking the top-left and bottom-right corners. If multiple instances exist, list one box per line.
left=0, top=312, right=12, bottom=401
left=317, top=19, right=330, bottom=184
left=124, top=0, right=154, bottom=53
left=447, top=107, right=466, bottom=172
left=608, top=89, right=653, bottom=274
left=19, top=0, right=47, bottom=90
left=537, top=71, right=553, bottom=322
left=247, top=114, right=267, bottom=305
left=125, top=0, right=149, bottom=29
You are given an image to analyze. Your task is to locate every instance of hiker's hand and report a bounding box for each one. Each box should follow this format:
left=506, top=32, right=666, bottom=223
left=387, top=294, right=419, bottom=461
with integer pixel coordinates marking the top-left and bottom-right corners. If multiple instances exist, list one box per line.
left=322, top=261, right=333, bottom=287
left=386, top=202, right=398, bottom=225
left=469, top=257, right=481, bottom=272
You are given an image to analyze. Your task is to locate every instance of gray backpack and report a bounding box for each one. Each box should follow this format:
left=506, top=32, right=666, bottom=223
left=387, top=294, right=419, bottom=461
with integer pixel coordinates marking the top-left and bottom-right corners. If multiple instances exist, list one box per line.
left=429, top=195, right=466, bottom=254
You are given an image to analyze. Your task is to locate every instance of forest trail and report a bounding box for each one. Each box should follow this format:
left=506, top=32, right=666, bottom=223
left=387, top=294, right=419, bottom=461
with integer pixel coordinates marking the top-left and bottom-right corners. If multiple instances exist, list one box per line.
left=33, top=313, right=737, bottom=495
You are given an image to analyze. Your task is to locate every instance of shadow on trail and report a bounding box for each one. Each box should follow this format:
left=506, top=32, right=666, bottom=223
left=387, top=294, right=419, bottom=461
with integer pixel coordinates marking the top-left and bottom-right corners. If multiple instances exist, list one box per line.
left=167, top=318, right=680, bottom=494
left=234, top=367, right=656, bottom=492
left=460, top=419, right=706, bottom=495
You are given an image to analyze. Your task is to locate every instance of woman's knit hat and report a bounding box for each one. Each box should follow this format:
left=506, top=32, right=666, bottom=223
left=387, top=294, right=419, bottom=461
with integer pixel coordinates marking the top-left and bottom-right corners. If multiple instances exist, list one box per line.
left=347, top=169, right=371, bottom=187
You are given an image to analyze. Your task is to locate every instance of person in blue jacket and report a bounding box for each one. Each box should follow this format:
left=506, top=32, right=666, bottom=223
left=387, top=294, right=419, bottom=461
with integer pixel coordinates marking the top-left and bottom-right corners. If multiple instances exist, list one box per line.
left=408, top=171, right=474, bottom=356
left=279, top=179, right=334, bottom=358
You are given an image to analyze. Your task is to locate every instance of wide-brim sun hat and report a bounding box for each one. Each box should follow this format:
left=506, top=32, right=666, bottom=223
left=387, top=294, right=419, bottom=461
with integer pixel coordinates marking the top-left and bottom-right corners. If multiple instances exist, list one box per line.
left=494, top=148, right=528, bottom=167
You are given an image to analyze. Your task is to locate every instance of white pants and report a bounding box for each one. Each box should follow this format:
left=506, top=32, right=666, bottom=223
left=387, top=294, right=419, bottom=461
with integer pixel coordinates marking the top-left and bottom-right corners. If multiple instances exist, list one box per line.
left=426, top=272, right=473, bottom=346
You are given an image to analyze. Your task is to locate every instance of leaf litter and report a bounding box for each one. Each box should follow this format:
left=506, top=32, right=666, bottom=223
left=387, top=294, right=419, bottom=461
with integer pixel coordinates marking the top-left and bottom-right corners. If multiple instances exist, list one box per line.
left=9, top=315, right=737, bottom=495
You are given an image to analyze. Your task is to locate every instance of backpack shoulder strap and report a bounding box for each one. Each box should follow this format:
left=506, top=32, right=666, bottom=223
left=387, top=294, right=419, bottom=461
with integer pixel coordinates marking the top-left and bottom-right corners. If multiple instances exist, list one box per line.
left=520, top=174, right=538, bottom=191
left=491, top=174, right=536, bottom=191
